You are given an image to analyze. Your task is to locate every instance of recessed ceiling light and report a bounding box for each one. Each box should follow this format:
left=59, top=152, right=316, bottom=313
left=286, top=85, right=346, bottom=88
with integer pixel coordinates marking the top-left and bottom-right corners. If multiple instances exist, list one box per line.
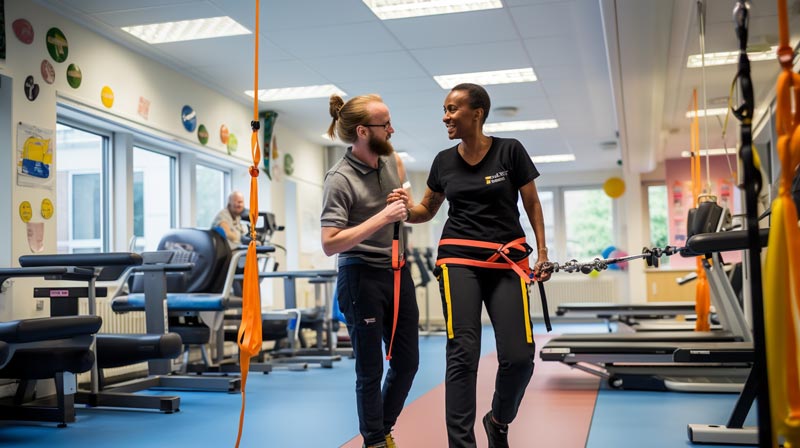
left=686, top=46, right=777, bottom=68
left=680, top=148, right=733, bottom=157
left=685, top=108, right=729, bottom=118
left=434, top=68, right=536, bottom=89
left=121, top=16, right=250, bottom=44
left=531, top=154, right=575, bottom=164
left=484, top=119, right=558, bottom=133
left=363, top=0, right=502, bottom=20
left=245, top=84, right=346, bottom=102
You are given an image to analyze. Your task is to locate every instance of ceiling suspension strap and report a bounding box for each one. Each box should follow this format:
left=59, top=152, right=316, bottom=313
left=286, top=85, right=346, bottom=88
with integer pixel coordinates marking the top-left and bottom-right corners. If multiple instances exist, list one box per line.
left=235, top=1, right=263, bottom=446
left=730, top=2, right=772, bottom=446
left=764, top=0, right=800, bottom=446
left=690, top=88, right=711, bottom=332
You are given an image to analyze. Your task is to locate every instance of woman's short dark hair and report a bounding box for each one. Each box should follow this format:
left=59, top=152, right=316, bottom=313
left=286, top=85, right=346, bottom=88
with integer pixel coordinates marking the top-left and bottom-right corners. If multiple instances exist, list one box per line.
left=451, top=83, right=490, bottom=124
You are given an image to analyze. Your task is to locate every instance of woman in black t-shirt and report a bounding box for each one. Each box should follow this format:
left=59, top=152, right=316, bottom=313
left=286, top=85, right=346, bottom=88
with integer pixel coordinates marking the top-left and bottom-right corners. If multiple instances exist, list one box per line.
left=392, top=83, right=550, bottom=448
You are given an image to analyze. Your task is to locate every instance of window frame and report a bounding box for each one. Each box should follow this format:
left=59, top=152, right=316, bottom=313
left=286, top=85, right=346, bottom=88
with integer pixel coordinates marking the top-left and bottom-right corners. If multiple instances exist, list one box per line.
left=56, top=119, right=113, bottom=253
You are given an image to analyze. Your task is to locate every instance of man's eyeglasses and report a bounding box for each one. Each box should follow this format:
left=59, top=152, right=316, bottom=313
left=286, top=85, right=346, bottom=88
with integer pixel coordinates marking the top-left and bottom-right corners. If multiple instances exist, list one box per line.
left=362, top=121, right=392, bottom=132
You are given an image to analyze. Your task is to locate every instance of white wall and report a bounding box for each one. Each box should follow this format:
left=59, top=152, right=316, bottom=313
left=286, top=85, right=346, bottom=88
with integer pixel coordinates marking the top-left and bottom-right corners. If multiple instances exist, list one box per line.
left=0, top=0, right=328, bottom=319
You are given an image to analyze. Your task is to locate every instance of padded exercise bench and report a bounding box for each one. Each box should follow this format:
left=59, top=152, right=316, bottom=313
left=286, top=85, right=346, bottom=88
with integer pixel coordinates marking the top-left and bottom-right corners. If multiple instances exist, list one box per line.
left=0, top=266, right=102, bottom=426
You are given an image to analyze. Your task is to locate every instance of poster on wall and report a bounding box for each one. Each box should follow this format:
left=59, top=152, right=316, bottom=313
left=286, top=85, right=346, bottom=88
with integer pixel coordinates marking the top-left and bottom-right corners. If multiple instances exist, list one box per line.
left=16, top=122, right=55, bottom=189
left=0, top=0, right=6, bottom=60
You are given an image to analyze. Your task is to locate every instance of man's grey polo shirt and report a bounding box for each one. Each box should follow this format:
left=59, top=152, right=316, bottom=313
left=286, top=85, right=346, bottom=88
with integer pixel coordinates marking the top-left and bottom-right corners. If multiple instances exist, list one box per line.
left=321, top=148, right=405, bottom=268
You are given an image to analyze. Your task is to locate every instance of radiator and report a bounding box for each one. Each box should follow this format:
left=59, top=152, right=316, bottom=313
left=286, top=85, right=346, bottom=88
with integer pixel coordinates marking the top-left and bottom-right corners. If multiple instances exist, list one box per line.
left=529, top=276, right=619, bottom=316
left=79, top=299, right=149, bottom=380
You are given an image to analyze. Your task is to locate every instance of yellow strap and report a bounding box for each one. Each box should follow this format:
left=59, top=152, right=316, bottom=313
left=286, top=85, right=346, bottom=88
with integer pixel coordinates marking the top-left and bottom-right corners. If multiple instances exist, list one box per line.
left=519, top=276, right=532, bottom=344
left=235, top=1, right=262, bottom=446
left=441, top=264, right=454, bottom=339
left=689, top=88, right=711, bottom=332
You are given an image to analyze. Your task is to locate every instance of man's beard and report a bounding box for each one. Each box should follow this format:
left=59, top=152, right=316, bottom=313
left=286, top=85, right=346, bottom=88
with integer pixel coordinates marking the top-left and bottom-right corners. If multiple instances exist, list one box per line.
left=368, top=133, right=394, bottom=156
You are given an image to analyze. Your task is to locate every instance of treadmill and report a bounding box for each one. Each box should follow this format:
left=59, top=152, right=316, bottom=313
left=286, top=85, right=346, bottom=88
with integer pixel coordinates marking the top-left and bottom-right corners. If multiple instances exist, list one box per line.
left=539, top=204, right=766, bottom=391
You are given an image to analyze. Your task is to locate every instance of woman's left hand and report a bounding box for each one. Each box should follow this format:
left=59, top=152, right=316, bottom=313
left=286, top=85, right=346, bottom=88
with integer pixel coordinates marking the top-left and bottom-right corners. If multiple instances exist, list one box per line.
left=533, top=257, right=551, bottom=282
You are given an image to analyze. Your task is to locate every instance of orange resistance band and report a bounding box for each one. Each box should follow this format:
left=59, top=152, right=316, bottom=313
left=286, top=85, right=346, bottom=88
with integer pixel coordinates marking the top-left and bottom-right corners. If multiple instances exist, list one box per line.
left=386, top=223, right=405, bottom=361
left=690, top=89, right=711, bottom=333
left=764, top=1, right=800, bottom=444
left=235, top=1, right=262, bottom=446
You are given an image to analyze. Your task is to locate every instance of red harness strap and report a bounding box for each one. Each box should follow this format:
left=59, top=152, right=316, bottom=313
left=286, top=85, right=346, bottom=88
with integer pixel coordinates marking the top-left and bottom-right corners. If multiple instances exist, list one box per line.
left=435, top=236, right=552, bottom=332
left=386, top=223, right=405, bottom=361
left=436, top=237, right=532, bottom=282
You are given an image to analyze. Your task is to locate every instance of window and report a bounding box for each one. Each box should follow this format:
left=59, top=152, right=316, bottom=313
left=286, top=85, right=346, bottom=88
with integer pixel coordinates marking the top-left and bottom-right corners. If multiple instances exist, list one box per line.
left=518, top=190, right=557, bottom=259
left=132, top=147, right=176, bottom=251
left=647, top=184, right=670, bottom=266
left=56, top=123, right=109, bottom=253
left=196, top=164, right=228, bottom=227
left=564, top=188, right=613, bottom=260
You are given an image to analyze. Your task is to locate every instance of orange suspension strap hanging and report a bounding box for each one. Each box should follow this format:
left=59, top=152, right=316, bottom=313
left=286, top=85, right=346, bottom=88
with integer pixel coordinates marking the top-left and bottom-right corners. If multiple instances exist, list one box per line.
left=765, top=0, right=800, bottom=446
left=235, top=0, right=262, bottom=446
left=689, top=89, right=711, bottom=332
left=385, top=222, right=404, bottom=361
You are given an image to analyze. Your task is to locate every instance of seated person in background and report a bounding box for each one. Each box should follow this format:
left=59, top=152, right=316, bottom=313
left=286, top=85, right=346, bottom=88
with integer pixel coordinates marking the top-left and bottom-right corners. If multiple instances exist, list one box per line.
left=211, top=191, right=246, bottom=248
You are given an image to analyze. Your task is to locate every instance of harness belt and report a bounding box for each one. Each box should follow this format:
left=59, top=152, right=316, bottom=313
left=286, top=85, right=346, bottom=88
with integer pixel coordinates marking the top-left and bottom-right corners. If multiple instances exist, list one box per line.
left=435, top=237, right=551, bottom=332
left=386, top=222, right=405, bottom=361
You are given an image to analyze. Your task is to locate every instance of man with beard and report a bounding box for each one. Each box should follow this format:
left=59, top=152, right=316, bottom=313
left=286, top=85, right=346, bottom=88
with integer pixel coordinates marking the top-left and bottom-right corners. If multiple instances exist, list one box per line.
left=321, top=94, right=419, bottom=448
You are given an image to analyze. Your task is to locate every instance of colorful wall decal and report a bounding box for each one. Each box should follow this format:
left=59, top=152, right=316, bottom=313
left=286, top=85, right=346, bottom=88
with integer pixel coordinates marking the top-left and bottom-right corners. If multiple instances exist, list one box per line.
left=27, top=222, right=44, bottom=253
left=219, top=124, right=229, bottom=144
left=12, top=18, right=34, bottom=45
left=138, top=96, right=151, bottom=120
left=66, top=63, right=82, bottom=88
left=16, top=122, right=54, bottom=189
left=284, top=153, right=295, bottom=176
left=40, top=60, right=55, bottom=84
left=45, top=27, right=68, bottom=62
left=197, top=124, right=208, bottom=145
left=181, top=105, right=196, bottom=132
left=23, top=75, right=39, bottom=101
left=101, top=85, right=114, bottom=108
left=40, top=198, right=53, bottom=219
left=19, top=201, right=32, bottom=223
left=226, top=133, right=238, bottom=155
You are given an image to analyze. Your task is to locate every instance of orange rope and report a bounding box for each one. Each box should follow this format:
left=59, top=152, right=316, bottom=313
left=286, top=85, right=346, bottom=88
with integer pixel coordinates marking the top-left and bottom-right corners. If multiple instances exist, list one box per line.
left=765, top=2, right=800, bottom=445
left=235, top=1, right=263, bottom=446
left=689, top=89, right=711, bottom=332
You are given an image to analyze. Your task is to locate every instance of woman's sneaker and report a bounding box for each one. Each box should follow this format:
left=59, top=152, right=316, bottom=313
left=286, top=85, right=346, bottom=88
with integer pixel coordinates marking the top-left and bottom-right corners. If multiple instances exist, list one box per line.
left=482, top=411, right=509, bottom=448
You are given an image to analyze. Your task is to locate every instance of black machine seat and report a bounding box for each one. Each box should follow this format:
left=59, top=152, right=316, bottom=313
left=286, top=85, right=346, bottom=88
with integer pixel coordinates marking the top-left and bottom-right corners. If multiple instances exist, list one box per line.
left=111, top=293, right=242, bottom=312
left=96, top=333, right=182, bottom=369
left=0, top=315, right=101, bottom=380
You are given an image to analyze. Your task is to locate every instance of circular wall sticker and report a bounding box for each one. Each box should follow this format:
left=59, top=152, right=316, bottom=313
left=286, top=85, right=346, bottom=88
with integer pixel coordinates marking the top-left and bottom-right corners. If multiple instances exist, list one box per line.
left=181, top=105, right=197, bottom=132
left=284, top=153, right=295, bottom=176
left=197, top=124, right=209, bottom=145
left=46, top=27, right=69, bottom=63
left=12, top=19, right=34, bottom=45
left=41, top=60, right=55, bottom=84
left=41, top=198, right=54, bottom=220
left=101, top=86, right=114, bottom=108
left=24, top=76, right=40, bottom=101
left=219, top=125, right=229, bottom=144
left=19, top=201, right=33, bottom=223
left=227, top=133, right=238, bottom=155
left=67, top=63, right=82, bottom=88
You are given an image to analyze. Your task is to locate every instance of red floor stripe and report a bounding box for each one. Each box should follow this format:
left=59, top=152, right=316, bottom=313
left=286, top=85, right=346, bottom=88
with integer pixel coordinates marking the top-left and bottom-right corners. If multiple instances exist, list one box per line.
left=341, top=335, right=599, bottom=447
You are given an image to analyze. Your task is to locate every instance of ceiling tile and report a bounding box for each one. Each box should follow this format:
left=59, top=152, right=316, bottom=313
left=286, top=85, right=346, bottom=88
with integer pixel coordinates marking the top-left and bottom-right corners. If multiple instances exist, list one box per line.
left=305, top=51, right=428, bottom=83
left=411, top=40, right=531, bottom=76
left=509, top=2, right=574, bottom=39
left=267, top=22, right=402, bottom=58
left=524, top=35, right=580, bottom=67
left=94, top=2, right=224, bottom=26
left=383, top=9, right=518, bottom=49
left=56, top=0, right=202, bottom=14
left=155, top=35, right=293, bottom=68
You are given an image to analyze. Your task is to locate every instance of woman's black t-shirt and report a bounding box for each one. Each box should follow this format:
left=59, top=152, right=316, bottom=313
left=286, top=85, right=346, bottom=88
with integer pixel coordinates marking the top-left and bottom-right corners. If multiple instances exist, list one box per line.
left=427, top=137, right=540, bottom=262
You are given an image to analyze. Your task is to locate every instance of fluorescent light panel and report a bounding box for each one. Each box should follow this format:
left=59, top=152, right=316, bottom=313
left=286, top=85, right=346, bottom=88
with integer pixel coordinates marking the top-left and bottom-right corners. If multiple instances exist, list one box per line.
left=484, top=119, right=558, bottom=133
left=121, top=16, right=250, bottom=44
left=681, top=148, right=733, bottom=157
left=245, top=84, right=346, bottom=101
left=434, top=68, right=536, bottom=89
left=685, top=107, right=729, bottom=118
left=363, top=0, right=502, bottom=20
left=687, top=46, right=777, bottom=68
left=531, top=154, right=575, bottom=164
